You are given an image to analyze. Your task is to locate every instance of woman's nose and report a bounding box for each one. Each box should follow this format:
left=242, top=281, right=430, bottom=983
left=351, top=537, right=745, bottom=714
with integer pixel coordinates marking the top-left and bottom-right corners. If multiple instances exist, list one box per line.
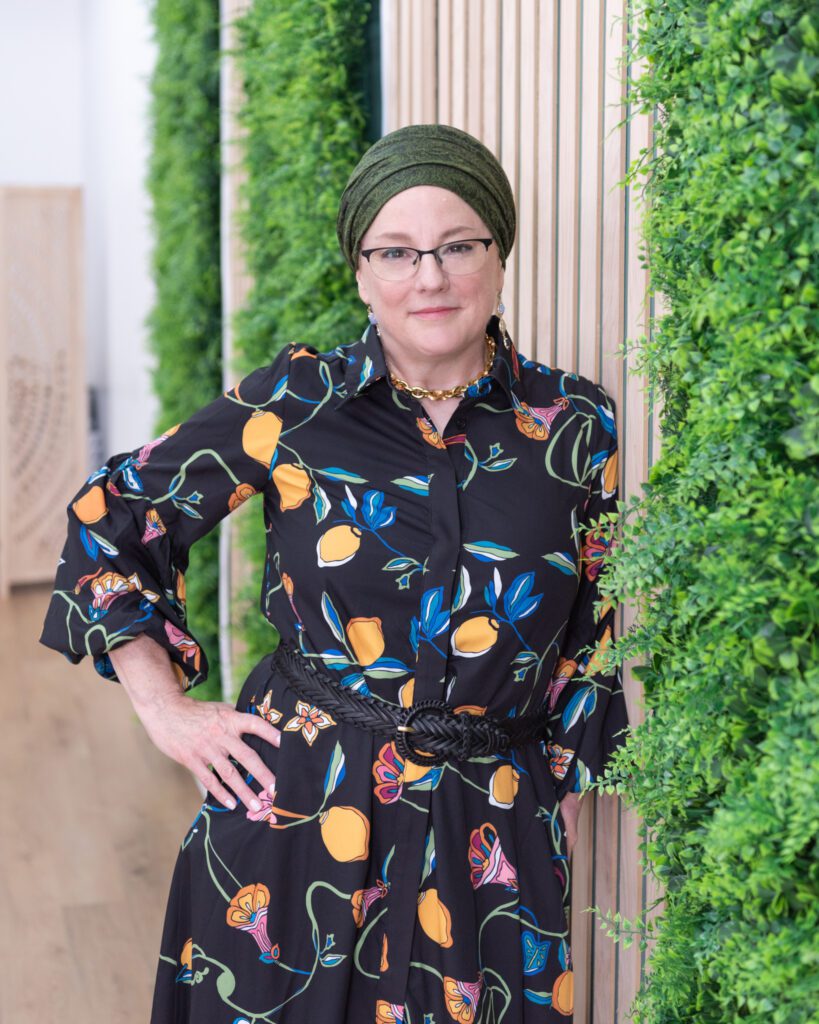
left=414, top=251, right=448, bottom=289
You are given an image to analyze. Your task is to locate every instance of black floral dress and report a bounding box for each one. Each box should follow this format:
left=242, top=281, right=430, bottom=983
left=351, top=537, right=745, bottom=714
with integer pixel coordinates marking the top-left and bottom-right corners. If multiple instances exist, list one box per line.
left=39, top=315, right=628, bottom=1023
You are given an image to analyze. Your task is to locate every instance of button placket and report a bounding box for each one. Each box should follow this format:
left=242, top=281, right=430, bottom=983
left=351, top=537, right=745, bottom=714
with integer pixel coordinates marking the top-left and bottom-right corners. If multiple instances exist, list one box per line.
left=374, top=400, right=464, bottom=1009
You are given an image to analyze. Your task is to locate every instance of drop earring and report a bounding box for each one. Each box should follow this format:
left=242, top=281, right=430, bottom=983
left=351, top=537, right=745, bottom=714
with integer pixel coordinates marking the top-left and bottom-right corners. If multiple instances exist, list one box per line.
left=367, top=304, right=381, bottom=337
left=496, top=296, right=511, bottom=349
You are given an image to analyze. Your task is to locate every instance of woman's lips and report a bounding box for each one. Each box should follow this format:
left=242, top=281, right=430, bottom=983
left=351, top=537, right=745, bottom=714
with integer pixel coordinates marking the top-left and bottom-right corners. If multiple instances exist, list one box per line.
left=411, top=307, right=458, bottom=319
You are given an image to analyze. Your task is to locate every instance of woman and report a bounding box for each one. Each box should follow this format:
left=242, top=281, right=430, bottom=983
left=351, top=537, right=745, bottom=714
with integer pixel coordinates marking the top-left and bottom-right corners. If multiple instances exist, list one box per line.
left=40, top=123, right=627, bottom=1023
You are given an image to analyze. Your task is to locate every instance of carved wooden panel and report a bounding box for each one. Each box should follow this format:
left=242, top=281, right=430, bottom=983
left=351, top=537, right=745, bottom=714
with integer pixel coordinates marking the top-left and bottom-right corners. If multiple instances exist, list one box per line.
left=0, top=188, right=86, bottom=595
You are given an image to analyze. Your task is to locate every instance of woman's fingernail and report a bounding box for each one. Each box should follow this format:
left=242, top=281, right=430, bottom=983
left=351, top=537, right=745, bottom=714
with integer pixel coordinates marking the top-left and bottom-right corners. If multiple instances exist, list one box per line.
left=269, top=782, right=277, bottom=795
left=226, top=798, right=236, bottom=810
left=250, top=798, right=262, bottom=812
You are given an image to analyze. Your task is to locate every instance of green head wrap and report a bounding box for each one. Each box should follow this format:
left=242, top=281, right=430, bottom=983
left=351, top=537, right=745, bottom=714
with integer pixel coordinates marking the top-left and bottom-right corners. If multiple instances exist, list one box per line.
left=337, top=123, right=516, bottom=271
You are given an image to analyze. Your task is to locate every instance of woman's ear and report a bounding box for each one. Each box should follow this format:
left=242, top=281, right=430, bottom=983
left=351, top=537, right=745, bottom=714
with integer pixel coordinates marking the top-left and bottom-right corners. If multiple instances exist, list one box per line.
left=355, top=267, right=370, bottom=307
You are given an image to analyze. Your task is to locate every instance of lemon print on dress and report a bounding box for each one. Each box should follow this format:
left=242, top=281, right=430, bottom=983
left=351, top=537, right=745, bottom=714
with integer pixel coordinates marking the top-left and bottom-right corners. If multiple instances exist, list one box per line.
left=319, top=806, right=370, bottom=862
left=72, top=485, right=108, bottom=524
left=417, top=888, right=454, bottom=948
left=272, top=463, right=312, bottom=511
left=451, top=615, right=500, bottom=657
left=488, top=763, right=520, bottom=809
left=398, top=676, right=415, bottom=708
left=317, top=524, right=363, bottom=566
left=346, top=616, right=385, bottom=666
left=242, top=409, right=283, bottom=467
left=602, top=448, right=619, bottom=499
left=552, top=970, right=574, bottom=1016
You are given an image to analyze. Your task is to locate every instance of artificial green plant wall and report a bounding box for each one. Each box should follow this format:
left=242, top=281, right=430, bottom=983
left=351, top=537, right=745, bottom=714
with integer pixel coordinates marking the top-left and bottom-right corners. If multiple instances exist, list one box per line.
left=596, top=3, right=818, bottom=1021
left=146, top=0, right=223, bottom=701
left=231, top=0, right=375, bottom=686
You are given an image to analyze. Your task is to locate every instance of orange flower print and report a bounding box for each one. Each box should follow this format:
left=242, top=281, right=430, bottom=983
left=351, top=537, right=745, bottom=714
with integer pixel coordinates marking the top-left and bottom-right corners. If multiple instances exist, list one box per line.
left=228, top=482, right=257, bottom=511
left=253, top=688, right=283, bottom=725
left=416, top=416, right=446, bottom=449
left=283, top=699, right=336, bottom=745
left=443, top=973, right=484, bottom=1023
left=226, top=883, right=280, bottom=963
left=380, top=932, right=389, bottom=973
left=375, top=998, right=405, bottom=1023
left=74, top=568, right=158, bottom=621
left=547, top=743, right=575, bottom=782
left=513, top=397, right=569, bottom=441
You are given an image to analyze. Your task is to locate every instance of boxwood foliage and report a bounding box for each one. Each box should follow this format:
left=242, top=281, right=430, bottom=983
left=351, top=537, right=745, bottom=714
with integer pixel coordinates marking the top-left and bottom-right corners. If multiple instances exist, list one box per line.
left=592, top=2, right=818, bottom=1021
left=230, top=0, right=374, bottom=687
left=146, top=0, right=223, bottom=701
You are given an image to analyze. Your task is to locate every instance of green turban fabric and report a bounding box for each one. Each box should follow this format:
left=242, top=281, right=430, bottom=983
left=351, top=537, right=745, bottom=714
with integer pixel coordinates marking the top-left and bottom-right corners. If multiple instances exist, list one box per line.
left=337, top=123, right=516, bottom=270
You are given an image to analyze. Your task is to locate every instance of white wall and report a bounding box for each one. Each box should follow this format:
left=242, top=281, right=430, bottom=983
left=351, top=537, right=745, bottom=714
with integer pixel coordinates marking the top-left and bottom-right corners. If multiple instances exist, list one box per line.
left=0, top=0, right=158, bottom=461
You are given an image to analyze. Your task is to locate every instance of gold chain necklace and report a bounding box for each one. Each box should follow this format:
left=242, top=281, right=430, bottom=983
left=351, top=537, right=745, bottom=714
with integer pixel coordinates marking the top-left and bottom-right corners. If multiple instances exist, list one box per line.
left=388, top=335, right=496, bottom=401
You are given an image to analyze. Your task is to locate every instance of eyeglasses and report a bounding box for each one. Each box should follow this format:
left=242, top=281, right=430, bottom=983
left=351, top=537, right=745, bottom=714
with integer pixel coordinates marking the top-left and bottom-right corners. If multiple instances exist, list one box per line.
left=359, top=238, right=494, bottom=282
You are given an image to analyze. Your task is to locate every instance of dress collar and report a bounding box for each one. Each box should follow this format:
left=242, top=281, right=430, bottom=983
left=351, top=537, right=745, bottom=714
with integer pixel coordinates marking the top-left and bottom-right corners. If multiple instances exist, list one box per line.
left=334, top=315, right=525, bottom=410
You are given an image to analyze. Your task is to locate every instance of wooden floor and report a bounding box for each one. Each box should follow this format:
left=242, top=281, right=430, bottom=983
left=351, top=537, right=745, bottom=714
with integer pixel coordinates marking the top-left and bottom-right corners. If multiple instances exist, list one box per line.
left=0, top=585, right=201, bottom=1023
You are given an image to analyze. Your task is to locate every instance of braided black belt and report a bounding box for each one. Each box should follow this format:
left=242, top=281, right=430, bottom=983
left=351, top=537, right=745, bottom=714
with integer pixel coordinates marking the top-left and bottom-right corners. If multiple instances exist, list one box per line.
left=270, top=640, right=552, bottom=767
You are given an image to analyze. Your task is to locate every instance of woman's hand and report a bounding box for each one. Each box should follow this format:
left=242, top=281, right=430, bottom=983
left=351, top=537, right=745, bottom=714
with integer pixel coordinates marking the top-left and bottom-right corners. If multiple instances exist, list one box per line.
left=559, top=790, right=582, bottom=858
left=108, top=633, right=281, bottom=813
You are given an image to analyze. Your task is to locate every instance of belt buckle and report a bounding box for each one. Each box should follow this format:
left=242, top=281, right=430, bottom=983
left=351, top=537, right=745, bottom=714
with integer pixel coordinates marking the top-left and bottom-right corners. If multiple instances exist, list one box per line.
left=395, top=698, right=464, bottom=767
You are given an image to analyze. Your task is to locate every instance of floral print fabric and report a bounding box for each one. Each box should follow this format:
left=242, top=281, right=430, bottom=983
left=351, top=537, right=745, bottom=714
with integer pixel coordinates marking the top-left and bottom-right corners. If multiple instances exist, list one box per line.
left=39, top=316, right=628, bottom=1022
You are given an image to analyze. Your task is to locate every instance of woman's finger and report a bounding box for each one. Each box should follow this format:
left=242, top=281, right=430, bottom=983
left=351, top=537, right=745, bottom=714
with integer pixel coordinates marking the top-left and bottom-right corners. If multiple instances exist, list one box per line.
left=191, top=762, right=237, bottom=811
left=223, top=734, right=278, bottom=796
left=209, top=755, right=265, bottom=813
left=235, top=709, right=282, bottom=749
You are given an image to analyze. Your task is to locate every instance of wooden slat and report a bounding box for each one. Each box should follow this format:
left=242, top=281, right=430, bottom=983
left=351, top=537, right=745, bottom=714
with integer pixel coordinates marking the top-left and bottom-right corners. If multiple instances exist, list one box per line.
left=482, top=0, right=501, bottom=155
left=515, top=0, right=536, bottom=356
left=576, top=0, right=605, bottom=383
left=437, top=0, right=453, bottom=124
left=466, top=0, right=483, bottom=138
left=535, top=0, right=558, bottom=366
left=554, top=0, right=581, bottom=373
left=499, top=0, right=519, bottom=344
left=450, top=0, right=467, bottom=129
left=419, top=0, right=437, bottom=122
left=399, top=0, right=412, bottom=128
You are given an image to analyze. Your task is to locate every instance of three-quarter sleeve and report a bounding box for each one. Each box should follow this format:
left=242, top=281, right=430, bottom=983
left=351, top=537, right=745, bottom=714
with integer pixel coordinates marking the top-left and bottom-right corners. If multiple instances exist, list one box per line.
left=39, top=342, right=294, bottom=690
left=544, top=383, right=629, bottom=800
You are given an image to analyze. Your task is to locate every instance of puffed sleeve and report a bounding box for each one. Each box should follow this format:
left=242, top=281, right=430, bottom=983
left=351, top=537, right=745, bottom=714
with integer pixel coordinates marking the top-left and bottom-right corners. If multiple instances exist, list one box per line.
left=38, top=342, right=294, bottom=690
left=544, top=383, right=629, bottom=800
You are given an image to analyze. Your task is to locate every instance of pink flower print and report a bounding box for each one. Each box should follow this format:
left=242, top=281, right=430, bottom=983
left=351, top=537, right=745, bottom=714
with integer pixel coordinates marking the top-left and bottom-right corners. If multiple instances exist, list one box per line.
left=468, top=823, right=518, bottom=891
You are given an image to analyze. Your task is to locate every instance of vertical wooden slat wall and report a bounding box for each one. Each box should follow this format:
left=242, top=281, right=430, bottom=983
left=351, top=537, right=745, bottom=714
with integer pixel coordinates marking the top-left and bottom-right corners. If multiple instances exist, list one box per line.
left=382, top=2, right=658, bottom=1020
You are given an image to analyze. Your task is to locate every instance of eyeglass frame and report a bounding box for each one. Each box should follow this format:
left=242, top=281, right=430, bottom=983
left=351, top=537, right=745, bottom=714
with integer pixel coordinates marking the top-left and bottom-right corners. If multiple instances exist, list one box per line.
left=359, top=237, right=495, bottom=278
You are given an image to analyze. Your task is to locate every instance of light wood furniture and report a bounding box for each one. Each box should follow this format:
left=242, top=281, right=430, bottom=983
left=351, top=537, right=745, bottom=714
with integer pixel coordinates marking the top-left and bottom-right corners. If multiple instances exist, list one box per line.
left=0, top=187, right=87, bottom=597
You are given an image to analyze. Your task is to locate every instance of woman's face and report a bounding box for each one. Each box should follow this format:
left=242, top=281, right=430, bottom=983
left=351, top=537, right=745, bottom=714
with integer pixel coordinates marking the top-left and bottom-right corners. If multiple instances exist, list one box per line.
left=355, top=185, right=505, bottom=368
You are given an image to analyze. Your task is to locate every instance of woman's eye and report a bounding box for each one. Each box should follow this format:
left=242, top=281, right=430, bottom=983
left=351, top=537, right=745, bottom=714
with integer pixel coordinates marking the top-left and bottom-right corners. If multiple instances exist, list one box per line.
left=380, top=248, right=411, bottom=260
left=442, top=241, right=474, bottom=256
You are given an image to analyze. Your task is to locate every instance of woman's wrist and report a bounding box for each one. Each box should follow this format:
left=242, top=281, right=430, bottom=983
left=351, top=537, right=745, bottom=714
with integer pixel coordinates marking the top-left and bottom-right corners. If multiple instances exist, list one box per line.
left=108, top=633, right=187, bottom=721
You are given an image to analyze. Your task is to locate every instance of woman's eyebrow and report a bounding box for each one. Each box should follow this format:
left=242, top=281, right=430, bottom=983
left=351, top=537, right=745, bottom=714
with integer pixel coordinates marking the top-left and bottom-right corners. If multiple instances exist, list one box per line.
left=370, top=226, right=480, bottom=244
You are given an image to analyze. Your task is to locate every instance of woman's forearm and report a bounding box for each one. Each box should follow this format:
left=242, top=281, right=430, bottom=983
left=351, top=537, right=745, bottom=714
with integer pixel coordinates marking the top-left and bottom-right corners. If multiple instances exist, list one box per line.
left=108, top=632, right=187, bottom=720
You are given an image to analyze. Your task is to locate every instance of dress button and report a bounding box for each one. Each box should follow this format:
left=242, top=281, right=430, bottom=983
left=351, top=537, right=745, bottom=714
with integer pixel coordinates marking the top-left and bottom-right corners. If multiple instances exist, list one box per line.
left=454, top=416, right=467, bottom=430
